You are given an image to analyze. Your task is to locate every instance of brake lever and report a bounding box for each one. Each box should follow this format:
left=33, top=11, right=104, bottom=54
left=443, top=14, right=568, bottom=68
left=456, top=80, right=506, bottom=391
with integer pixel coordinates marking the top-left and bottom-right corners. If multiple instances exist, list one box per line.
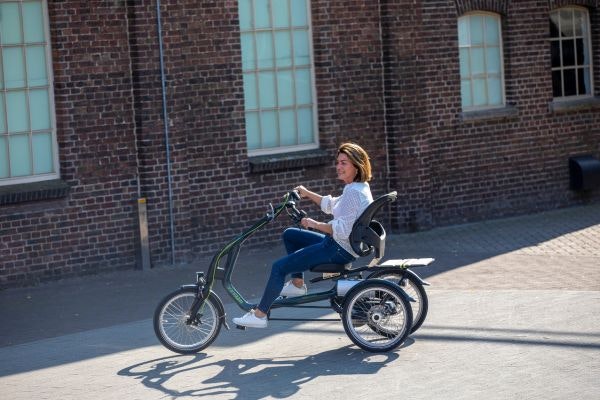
left=266, top=203, right=275, bottom=220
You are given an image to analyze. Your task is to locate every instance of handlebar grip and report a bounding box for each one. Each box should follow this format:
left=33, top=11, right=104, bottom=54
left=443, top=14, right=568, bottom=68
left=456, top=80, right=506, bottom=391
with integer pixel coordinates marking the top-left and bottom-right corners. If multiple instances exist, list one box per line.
left=290, top=190, right=301, bottom=201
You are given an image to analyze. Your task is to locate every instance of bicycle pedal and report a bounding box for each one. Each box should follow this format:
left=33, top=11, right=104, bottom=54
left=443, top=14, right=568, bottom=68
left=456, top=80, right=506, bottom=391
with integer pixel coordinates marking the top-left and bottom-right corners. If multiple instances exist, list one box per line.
left=235, top=324, right=247, bottom=331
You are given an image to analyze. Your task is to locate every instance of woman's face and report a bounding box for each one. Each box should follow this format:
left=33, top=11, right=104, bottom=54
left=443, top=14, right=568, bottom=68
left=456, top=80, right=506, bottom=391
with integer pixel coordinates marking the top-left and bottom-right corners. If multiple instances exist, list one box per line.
left=336, top=152, right=358, bottom=184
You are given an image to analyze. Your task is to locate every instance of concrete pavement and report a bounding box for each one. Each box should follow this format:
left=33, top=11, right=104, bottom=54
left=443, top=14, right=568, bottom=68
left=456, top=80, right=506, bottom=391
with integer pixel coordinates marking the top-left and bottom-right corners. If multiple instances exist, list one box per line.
left=0, top=203, right=599, bottom=399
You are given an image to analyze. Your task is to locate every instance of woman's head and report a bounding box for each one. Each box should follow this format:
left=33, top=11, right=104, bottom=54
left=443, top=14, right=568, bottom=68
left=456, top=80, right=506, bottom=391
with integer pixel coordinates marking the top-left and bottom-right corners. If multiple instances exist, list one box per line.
left=336, top=142, right=372, bottom=183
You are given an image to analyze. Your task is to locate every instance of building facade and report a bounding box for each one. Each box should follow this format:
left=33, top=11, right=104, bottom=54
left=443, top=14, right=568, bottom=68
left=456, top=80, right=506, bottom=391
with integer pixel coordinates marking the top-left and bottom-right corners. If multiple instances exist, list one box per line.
left=1, top=0, right=599, bottom=288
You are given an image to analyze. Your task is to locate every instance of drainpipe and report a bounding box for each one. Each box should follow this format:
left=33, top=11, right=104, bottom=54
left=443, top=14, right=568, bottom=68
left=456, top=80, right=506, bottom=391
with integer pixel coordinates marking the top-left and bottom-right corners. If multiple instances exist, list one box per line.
left=377, top=0, right=390, bottom=195
left=156, top=0, right=176, bottom=265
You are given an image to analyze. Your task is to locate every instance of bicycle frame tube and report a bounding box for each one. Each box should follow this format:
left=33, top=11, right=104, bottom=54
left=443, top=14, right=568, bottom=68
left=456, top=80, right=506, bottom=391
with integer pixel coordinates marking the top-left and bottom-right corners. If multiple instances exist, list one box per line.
left=270, top=288, right=337, bottom=309
left=221, top=243, right=339, bottom=312
left=200, top=193, right=294, bottom=310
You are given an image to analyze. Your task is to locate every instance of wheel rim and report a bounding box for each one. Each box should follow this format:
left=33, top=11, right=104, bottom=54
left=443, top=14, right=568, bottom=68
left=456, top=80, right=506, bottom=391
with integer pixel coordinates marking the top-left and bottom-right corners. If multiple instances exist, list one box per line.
left=158, top=292, right=218, bottom=351
left=377, top=274, right=422, bottom=326
left=345, top=286, right=410, bottom=350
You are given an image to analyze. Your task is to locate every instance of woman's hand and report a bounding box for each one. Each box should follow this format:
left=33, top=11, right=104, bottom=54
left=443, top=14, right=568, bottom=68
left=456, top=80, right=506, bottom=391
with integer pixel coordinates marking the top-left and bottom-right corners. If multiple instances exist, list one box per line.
left=294, top=185, right=323, bottom=206
left=300, top=217, right=317, bottom=229
left=294, top=185, right=309, bottom=198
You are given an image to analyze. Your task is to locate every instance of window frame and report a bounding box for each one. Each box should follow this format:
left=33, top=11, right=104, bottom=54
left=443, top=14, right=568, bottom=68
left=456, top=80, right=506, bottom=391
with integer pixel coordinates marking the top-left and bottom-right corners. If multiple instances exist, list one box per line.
left=458, top=11, right=506, bottom=112
left=239, top=0, right=320, bottom=157
left=0, top=0, right=59, bottom=186
left=549, top=6, right=594, bottom=101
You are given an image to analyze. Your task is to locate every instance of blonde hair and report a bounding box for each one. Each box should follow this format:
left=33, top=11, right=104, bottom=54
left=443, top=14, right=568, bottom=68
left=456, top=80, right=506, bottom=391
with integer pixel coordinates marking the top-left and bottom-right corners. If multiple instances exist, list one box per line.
left=337, top=142, right=372, bottom=182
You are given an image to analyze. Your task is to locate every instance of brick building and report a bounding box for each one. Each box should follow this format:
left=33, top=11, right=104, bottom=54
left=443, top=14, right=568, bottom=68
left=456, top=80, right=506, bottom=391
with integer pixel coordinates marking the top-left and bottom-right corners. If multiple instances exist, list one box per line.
left=1, top=0, right=599, bottom=288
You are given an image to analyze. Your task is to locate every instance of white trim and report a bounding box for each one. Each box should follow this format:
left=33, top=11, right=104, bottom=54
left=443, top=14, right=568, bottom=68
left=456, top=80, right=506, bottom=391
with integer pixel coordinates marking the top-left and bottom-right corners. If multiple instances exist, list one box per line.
left=43, top=0, right=59, bottom=181
left=248, top=142, right=319, bottom=157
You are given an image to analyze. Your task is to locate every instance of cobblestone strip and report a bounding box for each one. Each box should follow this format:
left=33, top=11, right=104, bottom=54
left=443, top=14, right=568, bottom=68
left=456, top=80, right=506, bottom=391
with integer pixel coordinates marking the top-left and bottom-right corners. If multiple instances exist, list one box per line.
left=392, top=204, right=600, bottom=257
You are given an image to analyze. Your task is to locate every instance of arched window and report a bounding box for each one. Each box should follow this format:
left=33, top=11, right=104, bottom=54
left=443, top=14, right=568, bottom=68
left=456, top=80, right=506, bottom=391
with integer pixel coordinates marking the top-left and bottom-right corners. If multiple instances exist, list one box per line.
left=458, top=12, right=505, bottom=110
left=550, top=6, right=593, bottom=98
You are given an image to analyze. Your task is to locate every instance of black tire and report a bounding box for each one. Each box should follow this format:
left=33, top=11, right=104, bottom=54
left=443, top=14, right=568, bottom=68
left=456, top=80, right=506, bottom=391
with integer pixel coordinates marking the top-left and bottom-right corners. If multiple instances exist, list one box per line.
left=367, top=270, right=429, bottom=333
left=341, top=280, right=413, bottom=352
left=153, top=287, right=223, bottom=354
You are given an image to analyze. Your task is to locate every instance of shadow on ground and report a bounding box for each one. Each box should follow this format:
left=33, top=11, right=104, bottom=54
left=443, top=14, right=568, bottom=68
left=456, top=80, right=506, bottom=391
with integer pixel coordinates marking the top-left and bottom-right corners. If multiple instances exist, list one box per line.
left=116, top=345, right=400, bottom=399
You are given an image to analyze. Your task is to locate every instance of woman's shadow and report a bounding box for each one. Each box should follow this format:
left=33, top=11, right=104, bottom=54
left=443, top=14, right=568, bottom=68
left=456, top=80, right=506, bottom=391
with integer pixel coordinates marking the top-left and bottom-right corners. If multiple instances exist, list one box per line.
left=118, top=342, right=410, bottom=399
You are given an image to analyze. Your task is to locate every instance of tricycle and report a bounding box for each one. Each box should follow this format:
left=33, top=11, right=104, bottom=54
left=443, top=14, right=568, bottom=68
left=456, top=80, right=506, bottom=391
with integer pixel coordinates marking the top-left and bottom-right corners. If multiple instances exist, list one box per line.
left=154, top=190, right=433, bottom=353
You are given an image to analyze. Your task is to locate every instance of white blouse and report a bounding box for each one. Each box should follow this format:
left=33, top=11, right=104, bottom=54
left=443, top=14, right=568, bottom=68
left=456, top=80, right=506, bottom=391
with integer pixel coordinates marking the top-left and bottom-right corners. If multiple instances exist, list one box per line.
left=320, top=182, right=373, bottom=257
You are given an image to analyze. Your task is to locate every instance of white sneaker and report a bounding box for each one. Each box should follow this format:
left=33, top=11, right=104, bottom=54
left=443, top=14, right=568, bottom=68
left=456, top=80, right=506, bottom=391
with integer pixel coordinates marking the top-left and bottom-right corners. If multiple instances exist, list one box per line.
left=232, top=310, right=268, bottom=328
left=280, top=280, right=307, bottom=297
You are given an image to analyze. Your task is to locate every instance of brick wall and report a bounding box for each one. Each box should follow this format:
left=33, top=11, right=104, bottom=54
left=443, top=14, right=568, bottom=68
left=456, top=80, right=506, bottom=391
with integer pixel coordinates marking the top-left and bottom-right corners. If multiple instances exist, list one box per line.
left=128, top=0, right=389, bottom=263
left=0, top=1, right=140, bottom=287
left=385, top=0, right=600, bottom=231
left=1, top=0, right=598, bottom=288
left=0, top=0, right=389, bottom=288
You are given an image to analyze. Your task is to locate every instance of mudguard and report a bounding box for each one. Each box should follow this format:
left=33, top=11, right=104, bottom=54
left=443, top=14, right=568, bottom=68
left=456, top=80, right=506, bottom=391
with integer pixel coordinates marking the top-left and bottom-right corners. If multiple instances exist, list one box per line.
left=402, top=268, right=431, bottom=286
left=346, top=279, right=416, bottom=303
left=367, top=267, right=431, bottom=286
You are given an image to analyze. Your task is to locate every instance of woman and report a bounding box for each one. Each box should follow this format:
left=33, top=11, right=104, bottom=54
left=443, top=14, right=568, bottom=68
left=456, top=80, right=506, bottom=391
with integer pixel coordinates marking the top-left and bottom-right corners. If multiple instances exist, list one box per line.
left=233, top=143, right=373, bottom=328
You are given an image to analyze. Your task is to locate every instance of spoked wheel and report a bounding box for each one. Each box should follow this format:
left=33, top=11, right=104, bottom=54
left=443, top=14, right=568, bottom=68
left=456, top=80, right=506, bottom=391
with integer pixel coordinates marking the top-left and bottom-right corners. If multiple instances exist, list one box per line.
left=153, top=287, right=222, bottom=354
left=367, top=270, right=429, bottom=333
left=342, top=280, right=413, bottom=352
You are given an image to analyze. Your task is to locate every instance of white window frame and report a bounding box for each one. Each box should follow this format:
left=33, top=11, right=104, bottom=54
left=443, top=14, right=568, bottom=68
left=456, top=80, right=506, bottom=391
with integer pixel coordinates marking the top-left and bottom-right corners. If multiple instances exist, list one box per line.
left=0, top=0, right=58, bottom=186
left=239, top=0, right=319, bottom=157
left=458, top=12, right=506, bottom=111
left=549, top=6, right=594, bottom=100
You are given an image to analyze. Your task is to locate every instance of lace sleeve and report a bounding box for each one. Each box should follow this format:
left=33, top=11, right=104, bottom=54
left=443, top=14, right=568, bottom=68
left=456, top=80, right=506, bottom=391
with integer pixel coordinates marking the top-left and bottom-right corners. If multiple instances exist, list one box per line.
left=327, top=188, right=362, bottom=241
left=320, top=195, right=337, bottom=215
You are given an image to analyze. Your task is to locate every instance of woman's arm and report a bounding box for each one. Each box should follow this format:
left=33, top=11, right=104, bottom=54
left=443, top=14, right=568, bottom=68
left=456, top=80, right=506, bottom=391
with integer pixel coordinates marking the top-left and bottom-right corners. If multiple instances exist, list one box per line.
left=295, top=185, right=323, bottom=207
left=300, top=217, right=333, bottom=235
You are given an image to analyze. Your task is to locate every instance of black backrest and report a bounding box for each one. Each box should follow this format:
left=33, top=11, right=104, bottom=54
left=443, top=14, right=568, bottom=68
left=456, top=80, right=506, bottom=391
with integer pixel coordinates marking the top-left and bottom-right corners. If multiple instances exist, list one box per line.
left=349, top=191, right=397, bottom=258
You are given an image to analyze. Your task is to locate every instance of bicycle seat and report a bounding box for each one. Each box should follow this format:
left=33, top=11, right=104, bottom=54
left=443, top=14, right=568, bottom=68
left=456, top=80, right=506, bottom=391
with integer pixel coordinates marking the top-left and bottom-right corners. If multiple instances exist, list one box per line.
left=310, top=263, right=352, bottom=273
left=349, top=191, right=397, bottom=259
left=308, top=192, right=397, bottom=273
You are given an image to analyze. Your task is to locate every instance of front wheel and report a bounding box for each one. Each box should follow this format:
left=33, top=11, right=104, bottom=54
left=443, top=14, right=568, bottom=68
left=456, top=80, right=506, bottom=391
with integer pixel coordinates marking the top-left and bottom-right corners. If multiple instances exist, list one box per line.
left=153, top=287, right=223, bottom=354
left=342, top=280, right=413, bottom=352
left=367, top=270, right=428, bottom=333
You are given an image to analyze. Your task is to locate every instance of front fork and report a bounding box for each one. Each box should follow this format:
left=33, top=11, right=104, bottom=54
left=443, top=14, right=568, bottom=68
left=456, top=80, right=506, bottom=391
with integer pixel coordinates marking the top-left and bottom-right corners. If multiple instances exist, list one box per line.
left=183, top=272, right=230, bottom=330
left=184, top=272, right=205, bottom=323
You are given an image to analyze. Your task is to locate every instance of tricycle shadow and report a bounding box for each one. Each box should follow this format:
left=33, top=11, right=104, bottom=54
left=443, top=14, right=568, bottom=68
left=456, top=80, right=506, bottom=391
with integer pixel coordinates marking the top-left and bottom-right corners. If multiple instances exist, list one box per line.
left=117, top=341, right=413, bottom=399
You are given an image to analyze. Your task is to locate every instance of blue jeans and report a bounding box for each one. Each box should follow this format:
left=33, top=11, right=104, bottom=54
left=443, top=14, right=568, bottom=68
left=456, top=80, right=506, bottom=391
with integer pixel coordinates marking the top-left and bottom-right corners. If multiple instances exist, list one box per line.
left=257, top=228, right=355, bottom=313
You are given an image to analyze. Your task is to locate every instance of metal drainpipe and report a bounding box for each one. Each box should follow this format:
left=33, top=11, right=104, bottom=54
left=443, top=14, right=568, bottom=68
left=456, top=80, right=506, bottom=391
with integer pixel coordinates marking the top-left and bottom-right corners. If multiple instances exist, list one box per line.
left=156, top=0, right=176, bottom=265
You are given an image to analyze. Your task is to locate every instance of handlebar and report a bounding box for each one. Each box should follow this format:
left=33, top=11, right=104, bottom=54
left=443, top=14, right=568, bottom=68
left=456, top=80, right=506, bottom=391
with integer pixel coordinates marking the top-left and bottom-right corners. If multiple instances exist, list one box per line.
left=285, top=190, right=307, bottom=224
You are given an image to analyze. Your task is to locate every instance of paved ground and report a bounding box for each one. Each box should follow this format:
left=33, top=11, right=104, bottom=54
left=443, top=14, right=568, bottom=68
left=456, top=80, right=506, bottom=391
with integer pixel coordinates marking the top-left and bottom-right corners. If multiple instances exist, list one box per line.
left=0, top=202, right=599, bottom=399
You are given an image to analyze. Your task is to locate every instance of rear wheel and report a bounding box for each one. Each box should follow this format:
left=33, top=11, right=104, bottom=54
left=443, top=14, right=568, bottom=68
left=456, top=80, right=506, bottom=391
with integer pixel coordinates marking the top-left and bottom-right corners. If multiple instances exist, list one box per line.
left=153, top=287, right=222, bottom=354
left=367, top=270, right=428, bottom=333
left=341, top=280, right=412, bottom=352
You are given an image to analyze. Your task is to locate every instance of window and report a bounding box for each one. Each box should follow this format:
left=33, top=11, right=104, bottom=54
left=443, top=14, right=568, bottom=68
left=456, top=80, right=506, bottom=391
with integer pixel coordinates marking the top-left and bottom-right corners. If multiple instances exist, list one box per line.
left=0, top=0, right=57, bottom=185
left=550, top=7, right=593, bottom=98
left=458, top=13, right=505, bottom=110
left=238, top=0, right=318, bottom=156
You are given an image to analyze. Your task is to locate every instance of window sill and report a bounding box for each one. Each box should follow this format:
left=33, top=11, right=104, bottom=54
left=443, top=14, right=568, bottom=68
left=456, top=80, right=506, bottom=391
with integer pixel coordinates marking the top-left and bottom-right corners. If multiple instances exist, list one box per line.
left=549, top=96, right=600, bottom=113
left=249, top=149, right=330, bottom=173
left=0, top=179, right=71, bottom=206
left=460, top=105, right=519, bottom=122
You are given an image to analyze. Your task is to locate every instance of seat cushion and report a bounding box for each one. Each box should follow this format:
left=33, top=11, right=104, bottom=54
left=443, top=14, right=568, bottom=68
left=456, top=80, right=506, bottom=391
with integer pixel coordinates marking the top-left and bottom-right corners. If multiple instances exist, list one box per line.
left=310, top=263, right=352, bottom=273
